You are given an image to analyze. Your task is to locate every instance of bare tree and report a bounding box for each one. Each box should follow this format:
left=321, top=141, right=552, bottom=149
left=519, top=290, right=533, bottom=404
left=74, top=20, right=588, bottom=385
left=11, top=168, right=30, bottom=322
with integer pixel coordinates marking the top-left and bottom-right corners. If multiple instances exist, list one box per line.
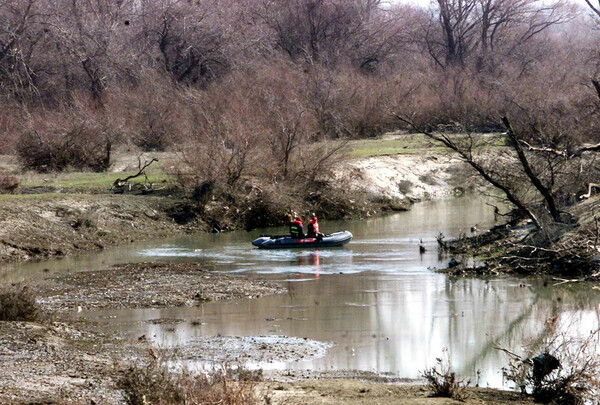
left=255, top=0, right=407, bottom=70
left=585, top=0, right=600, bottom=18
left=424, top=0, right=573, bottom=69
left=0, top=0, right=43, bottom=101
left=136, top=0, right=229, bottom=85
left=394, top=113, right=543, bottom=228
left=43, top=0, right=135, bottom=103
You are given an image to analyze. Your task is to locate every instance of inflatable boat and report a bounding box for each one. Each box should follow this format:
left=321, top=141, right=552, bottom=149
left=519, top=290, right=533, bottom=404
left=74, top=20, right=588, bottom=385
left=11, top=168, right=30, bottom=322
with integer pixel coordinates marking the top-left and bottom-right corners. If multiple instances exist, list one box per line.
left=251, top=231, right=353, bottom=249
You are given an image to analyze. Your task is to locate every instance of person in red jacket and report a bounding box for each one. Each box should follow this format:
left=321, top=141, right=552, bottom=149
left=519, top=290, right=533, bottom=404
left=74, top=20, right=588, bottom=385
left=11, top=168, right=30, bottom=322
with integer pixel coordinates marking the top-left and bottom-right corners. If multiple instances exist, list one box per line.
left=289, top=212, right=305, bottom=239
left=307, top=213, right=322, bottom=239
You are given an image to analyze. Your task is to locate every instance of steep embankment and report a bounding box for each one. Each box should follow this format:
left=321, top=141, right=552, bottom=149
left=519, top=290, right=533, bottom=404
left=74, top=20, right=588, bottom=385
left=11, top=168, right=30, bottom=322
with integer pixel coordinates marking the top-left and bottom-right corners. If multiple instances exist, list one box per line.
left=346, top=153, right=476, bottom=202
left=0, top=194, right=206, bottom=262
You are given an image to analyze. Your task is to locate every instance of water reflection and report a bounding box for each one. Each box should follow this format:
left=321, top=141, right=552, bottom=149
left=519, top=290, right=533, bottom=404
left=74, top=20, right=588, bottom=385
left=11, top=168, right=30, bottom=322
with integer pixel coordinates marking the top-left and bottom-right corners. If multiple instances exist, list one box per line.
left=80, top=274, right=600, bottom=387
left=6, top=194, right=600, bottom=388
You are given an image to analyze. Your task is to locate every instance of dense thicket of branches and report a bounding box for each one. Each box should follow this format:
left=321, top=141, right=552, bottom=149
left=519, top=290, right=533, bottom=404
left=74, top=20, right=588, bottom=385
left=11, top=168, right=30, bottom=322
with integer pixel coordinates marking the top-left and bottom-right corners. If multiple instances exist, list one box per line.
left=0, top=0, right=598, bottom=214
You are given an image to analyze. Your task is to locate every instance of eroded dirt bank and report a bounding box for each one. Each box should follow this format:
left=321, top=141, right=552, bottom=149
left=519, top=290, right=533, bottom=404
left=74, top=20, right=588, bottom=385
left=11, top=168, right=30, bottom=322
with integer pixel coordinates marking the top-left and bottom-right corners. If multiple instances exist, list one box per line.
left=346, top=154, right=477, bottom=202
left=0, top=194, right=206, bottom=262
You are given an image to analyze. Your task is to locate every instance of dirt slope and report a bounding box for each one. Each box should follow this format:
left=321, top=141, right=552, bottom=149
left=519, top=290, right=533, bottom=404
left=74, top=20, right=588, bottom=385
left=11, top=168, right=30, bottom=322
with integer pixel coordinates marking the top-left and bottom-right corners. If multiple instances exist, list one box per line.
left=0, top=194, right=205, bottom=262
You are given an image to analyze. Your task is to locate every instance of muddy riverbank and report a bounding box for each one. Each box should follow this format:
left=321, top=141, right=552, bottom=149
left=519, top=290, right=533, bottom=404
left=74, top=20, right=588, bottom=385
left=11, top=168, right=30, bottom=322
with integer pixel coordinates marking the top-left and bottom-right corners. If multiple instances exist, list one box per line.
left=35, top=262, right=284, bottom=312
left=1, top=261, right=288, bottom=403
left=0, top=194, right=207, bottom=262
left=0, top=258, right=535, bottom=404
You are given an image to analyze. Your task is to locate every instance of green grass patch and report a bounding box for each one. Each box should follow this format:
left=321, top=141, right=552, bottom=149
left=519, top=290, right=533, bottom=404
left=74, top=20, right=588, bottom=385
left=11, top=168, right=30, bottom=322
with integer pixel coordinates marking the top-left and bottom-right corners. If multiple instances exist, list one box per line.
left=347, top=134, right=440, bottom=157
left=20, top=169, right=173, bottom=192
left=0, top=192, right=67, bottom=202
left=347, top=133, right=507, bottom=158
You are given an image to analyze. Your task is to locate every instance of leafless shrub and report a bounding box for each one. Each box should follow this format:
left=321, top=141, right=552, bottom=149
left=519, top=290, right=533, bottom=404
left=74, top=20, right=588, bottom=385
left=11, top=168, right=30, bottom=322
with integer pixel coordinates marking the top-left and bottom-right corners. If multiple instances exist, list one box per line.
left=305, top=66, right=396, bottom=139
left=499, top=318, right=600, bottom=404
left=177, top=69, right=271, bottom=190
left=14, top=99, right=119, bottom=172
left=0, top=172, right=19, bottom=193
left=0, top=285, right=43, bottom=322
left=0, top=102, right=24, bottom=153
left=421, top=348, right=470, bottom=401
left=402, top=67, right=506, bottom=133
left=112, top=73, right=186, bottom=151
left=118, top=353, right=260, bottom=405
left=16, top=125, right=108, bottom=172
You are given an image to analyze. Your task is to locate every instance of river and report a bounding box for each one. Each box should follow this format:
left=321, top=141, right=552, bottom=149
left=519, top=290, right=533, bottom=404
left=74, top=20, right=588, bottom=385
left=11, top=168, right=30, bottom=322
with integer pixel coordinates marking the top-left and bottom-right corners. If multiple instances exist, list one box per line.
left=3, top=195, right=600, bottom=388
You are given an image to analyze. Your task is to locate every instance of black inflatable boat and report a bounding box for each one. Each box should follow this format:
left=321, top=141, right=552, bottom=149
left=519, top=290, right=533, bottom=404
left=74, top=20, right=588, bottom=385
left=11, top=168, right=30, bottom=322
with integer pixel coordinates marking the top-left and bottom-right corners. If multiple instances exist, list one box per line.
left=251, top=231, right=353, bottom=249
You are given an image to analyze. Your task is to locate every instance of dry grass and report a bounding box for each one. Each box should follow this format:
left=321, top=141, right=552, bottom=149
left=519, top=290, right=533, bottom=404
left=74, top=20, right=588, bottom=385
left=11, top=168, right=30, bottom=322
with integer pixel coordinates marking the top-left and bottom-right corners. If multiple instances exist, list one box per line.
left=118, top=354, right=261, bottom=405
left=421, top=348, right=470, bottom=401
left=0, top=285, right=43, bottom=322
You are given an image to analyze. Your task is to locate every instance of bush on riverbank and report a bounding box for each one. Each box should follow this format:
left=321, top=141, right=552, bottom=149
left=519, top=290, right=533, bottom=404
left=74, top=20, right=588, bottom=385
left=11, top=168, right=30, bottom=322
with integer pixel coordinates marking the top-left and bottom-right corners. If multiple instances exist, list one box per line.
left=421, top=348, right=470, bottom=401
left=0, top=285, right=43, bottom=322
left=183, top=166, right=393, bottom=231
left=500, top=319, right=600, bottom=404
left=118, top=353, right=260, bottom=405
left=0, top=172, right=19, bottom=194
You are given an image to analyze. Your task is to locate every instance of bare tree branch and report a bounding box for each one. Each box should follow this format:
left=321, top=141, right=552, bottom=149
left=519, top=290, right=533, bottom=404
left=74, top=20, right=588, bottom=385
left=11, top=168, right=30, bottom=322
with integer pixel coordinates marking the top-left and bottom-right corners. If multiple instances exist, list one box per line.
left=502, top=116, right=561, bottom=222
left=585, top=0, right=600, bottom=18
left=394, top=112, right=542, bottom=229
left=112, top=157, right=158, bottom=190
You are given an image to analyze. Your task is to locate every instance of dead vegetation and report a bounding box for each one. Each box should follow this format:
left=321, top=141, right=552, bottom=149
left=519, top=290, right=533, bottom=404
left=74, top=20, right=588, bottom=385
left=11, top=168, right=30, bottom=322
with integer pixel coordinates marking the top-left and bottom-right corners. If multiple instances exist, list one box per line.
left=0, top=172, right=19, bottom=193
left=421, top=348, right=471, bottom=401
left=0, top=284, right=44, bottom=322
left=498, top=318, right=600, bottom=405
left=434, top=192, right=600, bottom=279
left=118, top=354, right=262, bottom=405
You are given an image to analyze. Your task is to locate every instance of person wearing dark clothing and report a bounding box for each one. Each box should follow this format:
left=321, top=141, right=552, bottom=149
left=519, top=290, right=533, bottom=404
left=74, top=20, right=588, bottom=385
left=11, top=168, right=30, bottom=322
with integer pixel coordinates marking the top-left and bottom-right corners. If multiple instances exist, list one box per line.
left=289, top=213, right=305, bottom=239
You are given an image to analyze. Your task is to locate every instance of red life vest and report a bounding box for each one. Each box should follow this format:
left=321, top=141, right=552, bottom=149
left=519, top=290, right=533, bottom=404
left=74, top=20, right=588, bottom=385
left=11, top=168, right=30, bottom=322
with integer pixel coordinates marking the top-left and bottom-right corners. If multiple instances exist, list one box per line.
left=308, top=218, right=319, bottom=234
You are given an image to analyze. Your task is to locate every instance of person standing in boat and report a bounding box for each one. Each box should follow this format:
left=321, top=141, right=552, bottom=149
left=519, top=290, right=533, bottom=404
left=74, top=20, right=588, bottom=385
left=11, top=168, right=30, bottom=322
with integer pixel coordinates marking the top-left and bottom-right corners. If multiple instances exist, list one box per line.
left=307, top=213, right=323, bottom=240
left=289, top=212, right=305, bottom=239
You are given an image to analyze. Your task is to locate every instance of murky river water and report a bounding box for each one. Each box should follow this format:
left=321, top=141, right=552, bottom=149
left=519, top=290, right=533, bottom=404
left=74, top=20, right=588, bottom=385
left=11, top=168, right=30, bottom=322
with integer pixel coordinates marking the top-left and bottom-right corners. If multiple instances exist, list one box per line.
left=3, top=195, right=600, bottom=388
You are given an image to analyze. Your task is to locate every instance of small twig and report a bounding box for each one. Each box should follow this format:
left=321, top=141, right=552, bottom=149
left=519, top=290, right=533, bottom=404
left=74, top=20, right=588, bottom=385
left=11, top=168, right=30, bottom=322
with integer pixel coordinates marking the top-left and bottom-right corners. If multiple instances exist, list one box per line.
left=552, top=277, right=581, bottom=286
left=500, top=255, right=544, bottom=262
left=494, top=345, right=522, bottom=360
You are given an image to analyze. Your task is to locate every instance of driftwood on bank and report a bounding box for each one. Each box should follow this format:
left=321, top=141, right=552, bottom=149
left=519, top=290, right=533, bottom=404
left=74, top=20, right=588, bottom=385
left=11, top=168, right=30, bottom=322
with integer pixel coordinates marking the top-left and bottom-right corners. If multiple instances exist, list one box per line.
left=519, top=140, right=600, bottom=159
left=111, top=157, right=159, bottom=192
left=580, top=183, right=600, bottom=200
